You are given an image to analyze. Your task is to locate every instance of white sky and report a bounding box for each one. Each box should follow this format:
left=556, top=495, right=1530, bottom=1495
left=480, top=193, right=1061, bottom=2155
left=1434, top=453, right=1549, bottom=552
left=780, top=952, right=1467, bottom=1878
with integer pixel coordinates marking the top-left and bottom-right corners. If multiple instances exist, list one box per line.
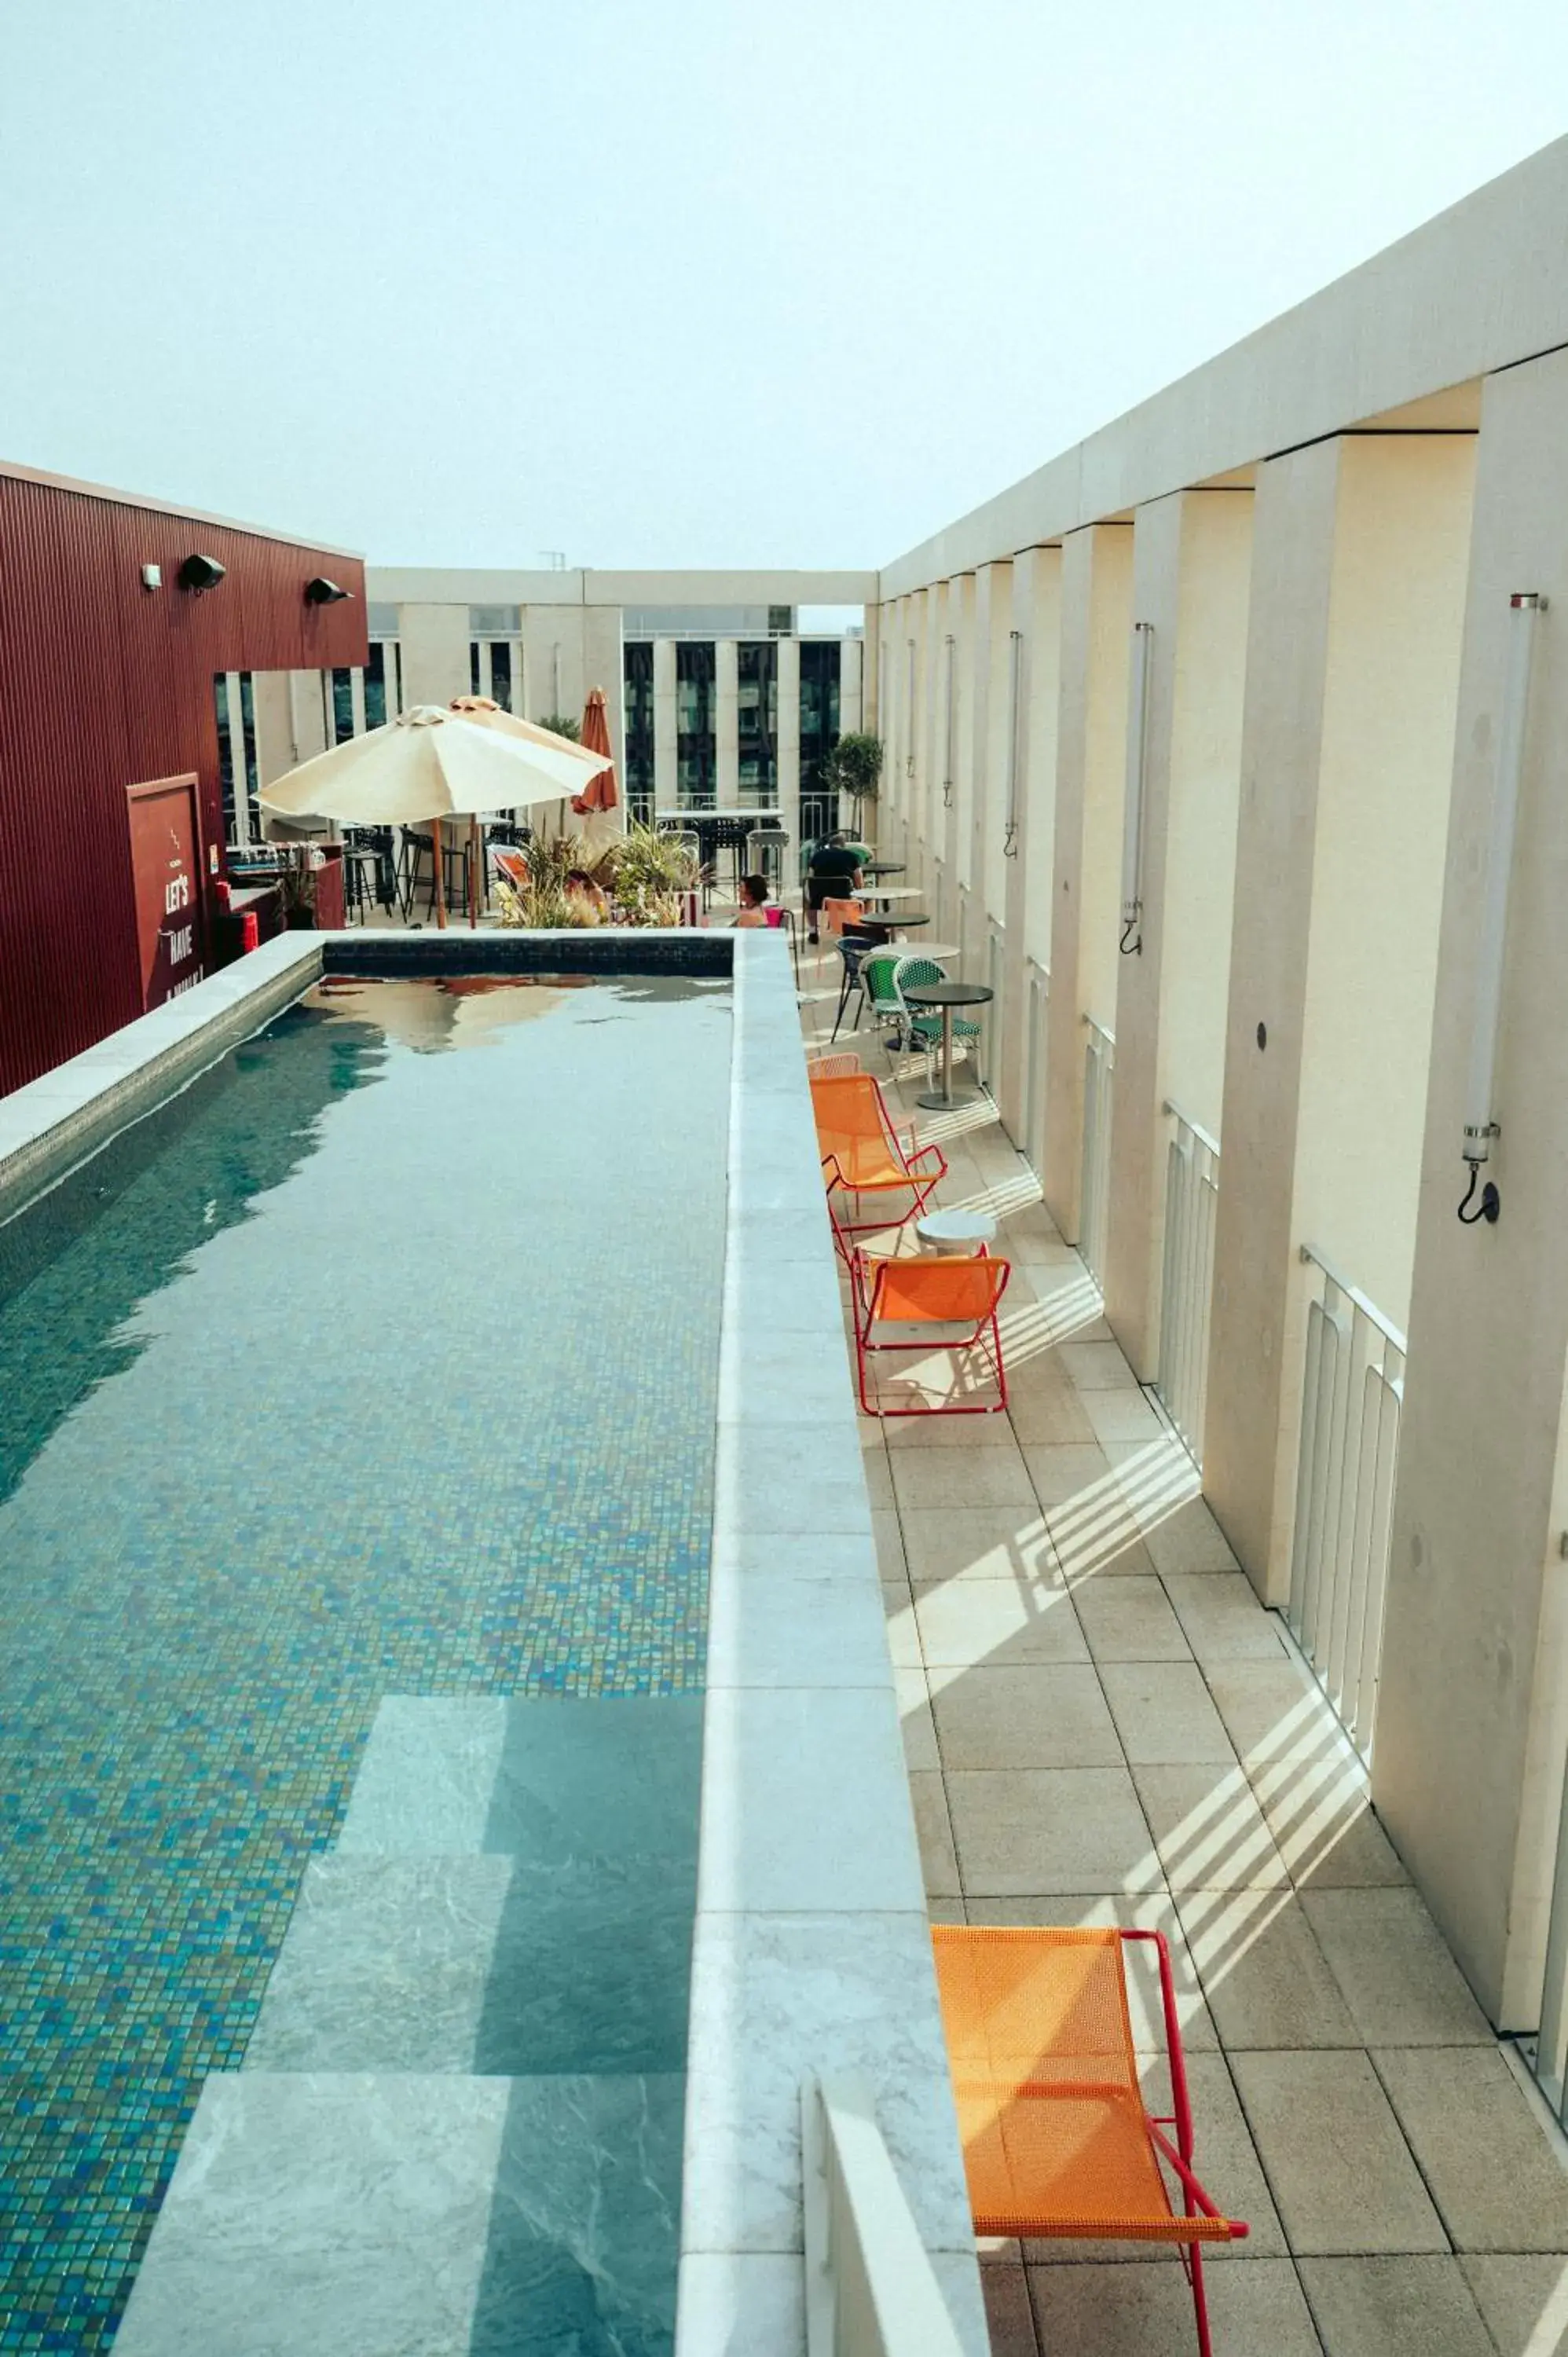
left=2, top=2, right=1565, bottom=571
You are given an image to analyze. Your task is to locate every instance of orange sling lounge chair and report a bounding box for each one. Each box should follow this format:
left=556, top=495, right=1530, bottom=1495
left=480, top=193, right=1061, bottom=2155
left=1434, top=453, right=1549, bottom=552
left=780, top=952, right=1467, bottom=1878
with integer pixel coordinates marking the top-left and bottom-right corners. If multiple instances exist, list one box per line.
left=852, top=1248, right=1010, bottom=1417
left=809, top=1070, right=947, bottom=1259
left=932, top=1926, right=1248, bottom=2357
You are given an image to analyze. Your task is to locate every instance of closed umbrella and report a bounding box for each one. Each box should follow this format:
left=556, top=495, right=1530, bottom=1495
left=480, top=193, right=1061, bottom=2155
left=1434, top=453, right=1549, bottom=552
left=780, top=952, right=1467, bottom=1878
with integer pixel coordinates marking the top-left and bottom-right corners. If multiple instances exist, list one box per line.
left=572, top=686, right=621, bottom=859
left=259, top=703, right=610, bottom=928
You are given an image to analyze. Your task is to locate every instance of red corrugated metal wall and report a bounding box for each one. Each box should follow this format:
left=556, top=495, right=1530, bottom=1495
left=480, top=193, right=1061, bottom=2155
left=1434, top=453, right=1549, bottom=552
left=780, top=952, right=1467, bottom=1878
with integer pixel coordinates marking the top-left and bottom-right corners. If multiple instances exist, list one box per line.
left=0, top=471, right=366, bottom=1094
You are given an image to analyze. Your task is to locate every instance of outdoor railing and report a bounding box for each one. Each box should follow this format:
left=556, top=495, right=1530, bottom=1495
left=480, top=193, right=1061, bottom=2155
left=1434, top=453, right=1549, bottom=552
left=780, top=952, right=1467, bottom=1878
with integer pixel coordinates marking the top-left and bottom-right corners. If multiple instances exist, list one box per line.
left=801, top=2077, right=966, bottom=2357
left=1079, top=1016, right=1115, bottom=1285
left=981, top=921, right=1005, bottom=1092
left=1155, top=1101, right=1219, bottom=1467
left=1287, top=1244, right=1405, bottom=1765
left=1524, top=1706, right=1568, bottom=2123
left=1023, top=959, right=1050, bottom=1175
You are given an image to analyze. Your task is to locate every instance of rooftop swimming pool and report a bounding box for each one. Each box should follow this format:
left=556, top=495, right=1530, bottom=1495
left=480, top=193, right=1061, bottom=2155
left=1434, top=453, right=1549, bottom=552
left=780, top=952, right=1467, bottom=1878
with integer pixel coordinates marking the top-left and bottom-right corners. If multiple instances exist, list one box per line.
left=0, top=971, right=731, bottom=2355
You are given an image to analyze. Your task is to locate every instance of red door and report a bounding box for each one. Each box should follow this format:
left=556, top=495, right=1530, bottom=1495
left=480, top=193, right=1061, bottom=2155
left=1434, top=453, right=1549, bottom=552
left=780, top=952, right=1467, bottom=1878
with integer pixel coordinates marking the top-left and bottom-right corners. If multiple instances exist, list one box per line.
left=126, top=774, right=207, bottom=1010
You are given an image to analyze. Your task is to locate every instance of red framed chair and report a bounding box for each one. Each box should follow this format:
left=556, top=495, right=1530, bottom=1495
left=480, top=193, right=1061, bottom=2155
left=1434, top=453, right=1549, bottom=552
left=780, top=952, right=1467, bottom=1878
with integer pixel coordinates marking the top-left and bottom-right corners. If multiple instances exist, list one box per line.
left=809, top=1070, right=946, bottom=1259
left=932, top=1926, right=1249, bottom=2357
left=851, top=1248, right=1010, bottom=1417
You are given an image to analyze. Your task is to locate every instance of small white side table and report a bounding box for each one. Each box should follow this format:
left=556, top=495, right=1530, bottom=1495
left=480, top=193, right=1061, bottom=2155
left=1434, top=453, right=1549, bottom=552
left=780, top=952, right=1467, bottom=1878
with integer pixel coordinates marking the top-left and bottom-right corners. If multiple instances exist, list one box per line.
left=915, top=1208, right=998, bottom=1255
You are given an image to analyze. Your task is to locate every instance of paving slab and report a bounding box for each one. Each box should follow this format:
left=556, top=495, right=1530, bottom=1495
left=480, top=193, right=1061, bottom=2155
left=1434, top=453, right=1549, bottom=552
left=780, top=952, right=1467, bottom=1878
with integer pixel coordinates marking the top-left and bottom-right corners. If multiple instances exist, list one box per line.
left=1101, top=1663, right=1234, bottom=1765
left=1296, top=2255, right=1495, bottom=2356
left=914, top=1579, right=1087, bottom=1668
left=1073, top=1578, right=1194, bottom=1664
left=1373, top=2047, right=1568, bottom=2250
left=899, top=1505, right=1057, bottom=1589
left=1173, top=1890, right=1360, bottom=2050
left=910, top=1769, right=963, bottom=1897
left=1132, top=1763, right=1289, bottom=1890
left=947, top=1766, right=1162, bottom=1897
left=1299, top=1889, right=1493, bottom=2045
left=1162, top=1574, right=1288, bottom=1664
left=1229, top=2050, right=1448, bottom=2254
left=891, top=1442, right=1038, bottom=1512
left=1029, top=2256, right=1321, bottom=2354
left=931, top=1663, right=1123, bottom=1770
left=1460, top=2254, right=1568, bottom=2355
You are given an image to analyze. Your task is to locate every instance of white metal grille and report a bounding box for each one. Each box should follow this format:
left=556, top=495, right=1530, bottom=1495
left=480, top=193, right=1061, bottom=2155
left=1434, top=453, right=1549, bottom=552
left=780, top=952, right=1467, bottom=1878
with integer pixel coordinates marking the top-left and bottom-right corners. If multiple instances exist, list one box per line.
left=1287, top=1246, right=1405, bottom=1765
left=1079, top=1016, right=1115, bottom=1285
left=1154, top=1103, right=1219, bottom=1466
left=1023, top=961, right=1050, bottom=1176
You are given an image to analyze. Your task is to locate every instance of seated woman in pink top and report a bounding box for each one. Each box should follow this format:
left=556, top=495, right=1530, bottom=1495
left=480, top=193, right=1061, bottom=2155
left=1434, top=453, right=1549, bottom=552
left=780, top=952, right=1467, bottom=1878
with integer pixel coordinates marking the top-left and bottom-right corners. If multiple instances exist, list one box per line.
left=735, top=873, right=784, bottom=929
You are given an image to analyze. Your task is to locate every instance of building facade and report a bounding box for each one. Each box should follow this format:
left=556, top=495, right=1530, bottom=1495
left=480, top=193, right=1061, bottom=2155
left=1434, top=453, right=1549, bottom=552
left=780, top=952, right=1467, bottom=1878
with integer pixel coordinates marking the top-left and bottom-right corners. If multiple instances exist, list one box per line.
left=360, top=569, right=873, bottom=842
left=0, top=462, right=365, bottom=1093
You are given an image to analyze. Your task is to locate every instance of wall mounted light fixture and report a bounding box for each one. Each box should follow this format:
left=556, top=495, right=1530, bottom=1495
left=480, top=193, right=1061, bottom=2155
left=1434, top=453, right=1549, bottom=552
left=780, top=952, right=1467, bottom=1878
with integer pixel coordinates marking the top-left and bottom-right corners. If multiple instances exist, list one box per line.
left=1003, top=629, right=1024, bottom=857
left=305, top=577, right=351, bottom=604
left=1120, top=620, right=1154, bottom=955
left=942, top=633, right=956, bottom=808
left=1459, top=590, right=1547, bottom=1225
left=140, top=563, right=161, bottom=591
left=178, top=553, right=226, bottom=593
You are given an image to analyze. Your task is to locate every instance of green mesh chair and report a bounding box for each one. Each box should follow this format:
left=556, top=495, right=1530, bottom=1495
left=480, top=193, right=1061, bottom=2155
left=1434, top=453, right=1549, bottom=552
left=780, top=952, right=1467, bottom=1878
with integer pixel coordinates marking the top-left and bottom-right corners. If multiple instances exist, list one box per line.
left=863, top=949, right=909, bottom=1051
left=894, top=955, right=980, bottom=1086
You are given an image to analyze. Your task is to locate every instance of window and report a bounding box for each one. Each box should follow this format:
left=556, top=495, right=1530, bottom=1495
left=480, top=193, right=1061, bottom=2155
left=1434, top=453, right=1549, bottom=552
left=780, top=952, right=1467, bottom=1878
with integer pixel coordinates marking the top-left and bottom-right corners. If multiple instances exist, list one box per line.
left=623, top=641, right=654, bottom=823
left=768, top=604, right=793, bottom=635
left=676, top=641, right=716, bottom=808
left=468, top=604, right=521, bottom=636
left=214, top=673, right=260, bottom=842
left=799, top=640, right=843, bottom=795
left=489, top=643, right=512, bottom=713
left=365, top=644, right=388, bottom=730
left=332, top=669, right=356, bottom=744
left=737, top=643, right=777, bottom=808
left=367, top=603, right=401, bottom=638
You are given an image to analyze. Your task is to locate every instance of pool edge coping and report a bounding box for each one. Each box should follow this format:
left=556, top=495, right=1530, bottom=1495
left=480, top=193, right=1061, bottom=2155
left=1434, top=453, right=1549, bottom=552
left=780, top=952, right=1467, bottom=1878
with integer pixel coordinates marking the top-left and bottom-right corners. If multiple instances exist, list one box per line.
left=674, top=932, right=984, bottom=2355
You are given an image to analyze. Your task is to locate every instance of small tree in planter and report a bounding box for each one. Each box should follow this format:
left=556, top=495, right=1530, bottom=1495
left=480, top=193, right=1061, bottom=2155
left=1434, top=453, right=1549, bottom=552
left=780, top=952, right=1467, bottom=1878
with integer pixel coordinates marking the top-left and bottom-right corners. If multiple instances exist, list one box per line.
left=822, top=732, right=883, bottom=842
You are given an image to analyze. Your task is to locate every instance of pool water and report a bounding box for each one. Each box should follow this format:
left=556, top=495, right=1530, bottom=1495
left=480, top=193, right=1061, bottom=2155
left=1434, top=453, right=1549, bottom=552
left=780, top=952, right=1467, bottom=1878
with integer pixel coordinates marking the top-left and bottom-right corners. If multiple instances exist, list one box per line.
left=0, top=974, right=731, bottom=2353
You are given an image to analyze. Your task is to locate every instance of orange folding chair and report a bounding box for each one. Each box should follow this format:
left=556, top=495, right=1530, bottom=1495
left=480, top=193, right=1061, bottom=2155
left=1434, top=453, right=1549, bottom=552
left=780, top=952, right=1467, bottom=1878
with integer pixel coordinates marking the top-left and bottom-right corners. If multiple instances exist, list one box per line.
left=932, top=1927, right=1248, bottom=2357
left=851, top=1248, right=1009, bottom=1416
left=809, top=1070, right=947, bottom=1258
left=821, top=895, right=865, bottom=939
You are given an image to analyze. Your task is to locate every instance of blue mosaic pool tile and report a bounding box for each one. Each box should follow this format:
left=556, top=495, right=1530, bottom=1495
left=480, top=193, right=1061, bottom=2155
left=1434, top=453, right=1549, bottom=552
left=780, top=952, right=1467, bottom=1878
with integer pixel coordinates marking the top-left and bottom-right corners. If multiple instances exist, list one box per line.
left=0, top=977, right=730, bottom=2352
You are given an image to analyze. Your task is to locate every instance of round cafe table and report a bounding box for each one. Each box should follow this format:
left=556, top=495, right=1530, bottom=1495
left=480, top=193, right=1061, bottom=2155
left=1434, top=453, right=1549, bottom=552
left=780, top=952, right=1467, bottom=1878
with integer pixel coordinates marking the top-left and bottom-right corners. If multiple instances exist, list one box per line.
left=902, top=980, right=995, bottom=1112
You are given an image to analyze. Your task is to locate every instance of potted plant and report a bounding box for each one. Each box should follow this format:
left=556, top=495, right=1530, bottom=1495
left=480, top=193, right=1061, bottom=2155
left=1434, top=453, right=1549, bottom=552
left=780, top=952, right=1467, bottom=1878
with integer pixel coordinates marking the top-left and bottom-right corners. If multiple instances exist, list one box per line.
left=821, top=731, right=883, bottom=842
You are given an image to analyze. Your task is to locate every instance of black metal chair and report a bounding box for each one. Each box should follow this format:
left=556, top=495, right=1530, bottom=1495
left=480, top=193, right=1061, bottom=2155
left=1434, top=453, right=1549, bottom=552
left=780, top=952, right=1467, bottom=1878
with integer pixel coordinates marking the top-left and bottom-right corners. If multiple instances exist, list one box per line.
left=830, top=928, right=883, bottom=1043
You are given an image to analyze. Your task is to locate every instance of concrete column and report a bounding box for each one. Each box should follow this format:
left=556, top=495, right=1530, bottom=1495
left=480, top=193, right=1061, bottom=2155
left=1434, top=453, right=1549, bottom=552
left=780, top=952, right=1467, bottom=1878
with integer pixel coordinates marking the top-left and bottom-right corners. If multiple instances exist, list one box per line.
left=349, top=665, right=368, bottom=739
left=778, top=634, right=801, bottom=841
left=998, top=547, right=1063, bottom=1143
left=1104, top=491, right=1253, bottom=1381
left=840, top=634, right=863, bottom=734
left=716, top=636, right=740, bottom=808
left=251, top=671, right=293, bottom=788
left=951, top=575, right=976, bottom=907
left=289, top=671, right=331, bottom=767
left=397, top=603, right=471, bottom=709
left=653, top=637, right=678, bottom=810
left=1206, top=434, right=1475, bottom=1596
left=584, top=603, right=627, bottom=835
left=1042, top=526, right=1134, bottom=1237
left=864, top=614, right=881, bottom=742
left=973, top=561, right=1016, bottom=928
left=1373, top=351, right=1568, bottom=2024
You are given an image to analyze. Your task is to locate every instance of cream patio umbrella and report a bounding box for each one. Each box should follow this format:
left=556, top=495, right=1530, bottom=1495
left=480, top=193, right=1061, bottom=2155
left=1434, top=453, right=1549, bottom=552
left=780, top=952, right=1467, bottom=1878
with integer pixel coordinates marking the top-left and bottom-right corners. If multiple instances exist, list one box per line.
left=258, top=703, right=612, bottom=928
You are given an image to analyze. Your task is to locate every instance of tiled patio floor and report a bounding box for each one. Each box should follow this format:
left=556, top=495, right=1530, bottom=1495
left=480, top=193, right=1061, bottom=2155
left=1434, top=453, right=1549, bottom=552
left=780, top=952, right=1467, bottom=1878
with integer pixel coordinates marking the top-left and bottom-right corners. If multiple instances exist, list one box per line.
left=797, top=940, right=1568, bottom=2357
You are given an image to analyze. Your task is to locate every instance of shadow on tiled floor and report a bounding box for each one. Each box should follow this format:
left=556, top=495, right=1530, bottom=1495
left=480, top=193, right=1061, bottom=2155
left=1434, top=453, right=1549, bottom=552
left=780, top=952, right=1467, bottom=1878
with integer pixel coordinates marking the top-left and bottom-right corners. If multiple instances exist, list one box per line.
left=796, top=938, right=1568, bottom=2357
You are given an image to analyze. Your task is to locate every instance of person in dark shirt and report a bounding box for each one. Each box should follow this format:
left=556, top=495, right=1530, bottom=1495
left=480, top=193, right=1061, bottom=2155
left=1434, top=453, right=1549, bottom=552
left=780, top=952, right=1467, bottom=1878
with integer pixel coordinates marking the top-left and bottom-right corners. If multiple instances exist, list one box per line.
left=805, top=833, right=865, bottom=942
